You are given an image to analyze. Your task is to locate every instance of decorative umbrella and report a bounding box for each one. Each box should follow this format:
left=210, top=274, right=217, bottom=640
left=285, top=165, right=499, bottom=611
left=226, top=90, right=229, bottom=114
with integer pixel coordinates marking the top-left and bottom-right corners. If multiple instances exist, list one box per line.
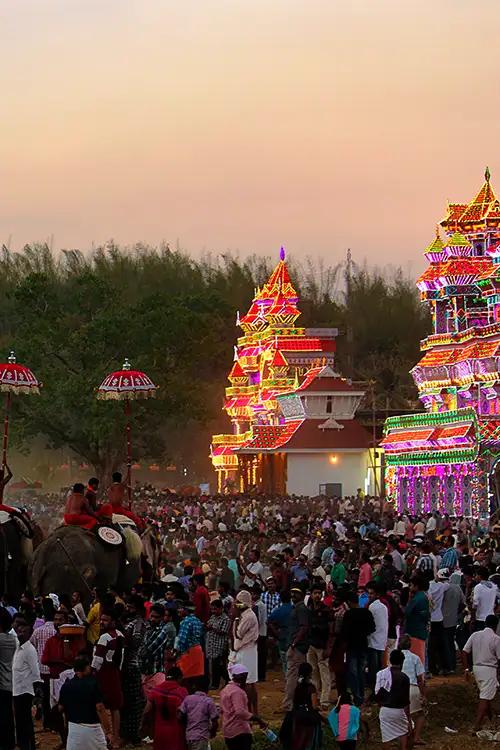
left=97, top=358, right=157, bottom=507
left=0, top=351, right=41, bottom=499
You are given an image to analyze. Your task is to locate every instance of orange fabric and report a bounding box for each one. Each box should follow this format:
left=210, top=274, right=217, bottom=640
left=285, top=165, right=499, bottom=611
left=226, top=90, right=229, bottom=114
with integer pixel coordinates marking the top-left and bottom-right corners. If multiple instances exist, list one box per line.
left=63, top=513, right=97, bottom=530
left=0, top=503, right=16, bottom=513
left=409, top=636, right=426, bottom=664
left=176, top=644, right=204, bottom=678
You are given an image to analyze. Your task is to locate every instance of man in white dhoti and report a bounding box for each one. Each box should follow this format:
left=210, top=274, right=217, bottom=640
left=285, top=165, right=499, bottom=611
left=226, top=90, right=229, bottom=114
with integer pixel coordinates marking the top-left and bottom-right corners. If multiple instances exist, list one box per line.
left=58, top=655, right=111, bottom=750
left=375, top=649, right=412, bottom=749
left=462, top=614, right=500, bottom=734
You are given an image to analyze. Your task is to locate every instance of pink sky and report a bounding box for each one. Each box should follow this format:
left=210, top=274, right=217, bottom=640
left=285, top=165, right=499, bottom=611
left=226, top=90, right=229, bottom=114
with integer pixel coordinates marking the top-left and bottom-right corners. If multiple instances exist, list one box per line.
left=2, top=1, right=500, bottom=273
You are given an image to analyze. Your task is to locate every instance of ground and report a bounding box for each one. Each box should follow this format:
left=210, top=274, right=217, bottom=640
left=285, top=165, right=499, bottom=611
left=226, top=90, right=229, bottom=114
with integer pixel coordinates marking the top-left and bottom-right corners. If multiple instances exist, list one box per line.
left=36, top=670, right=495, bottom=749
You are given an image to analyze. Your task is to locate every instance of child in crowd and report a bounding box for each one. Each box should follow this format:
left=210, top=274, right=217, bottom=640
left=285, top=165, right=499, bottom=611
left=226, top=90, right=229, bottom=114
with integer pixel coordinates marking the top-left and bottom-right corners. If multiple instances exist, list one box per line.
left=328, top=692, right=361, bottom=750
left=178, top=675, right=219, bottom=750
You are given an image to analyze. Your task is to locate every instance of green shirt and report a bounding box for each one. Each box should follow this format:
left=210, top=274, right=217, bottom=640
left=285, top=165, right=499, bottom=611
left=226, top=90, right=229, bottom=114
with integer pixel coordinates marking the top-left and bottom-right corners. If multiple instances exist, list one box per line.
left=404, top=590, right=430, bottom=641
left=331, top=562, right=346, bottom=587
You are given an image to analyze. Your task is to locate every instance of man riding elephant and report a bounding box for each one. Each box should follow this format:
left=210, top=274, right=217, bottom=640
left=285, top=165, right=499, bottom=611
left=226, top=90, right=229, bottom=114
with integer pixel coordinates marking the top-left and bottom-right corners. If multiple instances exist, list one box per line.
left=105, top=472, right=143, bottom=528
left=64, top=483, right=101, bottom=529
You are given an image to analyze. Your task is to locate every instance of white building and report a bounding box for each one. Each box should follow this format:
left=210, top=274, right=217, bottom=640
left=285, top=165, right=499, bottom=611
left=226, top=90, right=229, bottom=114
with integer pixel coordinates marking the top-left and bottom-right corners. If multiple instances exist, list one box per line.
left=238, top=366, right=376, bottom=497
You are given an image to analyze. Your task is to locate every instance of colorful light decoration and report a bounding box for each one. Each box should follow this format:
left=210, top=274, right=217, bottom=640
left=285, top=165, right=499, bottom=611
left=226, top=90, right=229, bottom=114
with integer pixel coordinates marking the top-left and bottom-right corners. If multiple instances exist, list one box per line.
left=383, top=169, right=500, bottom=516
left=211, top=248, right=337, bottom=479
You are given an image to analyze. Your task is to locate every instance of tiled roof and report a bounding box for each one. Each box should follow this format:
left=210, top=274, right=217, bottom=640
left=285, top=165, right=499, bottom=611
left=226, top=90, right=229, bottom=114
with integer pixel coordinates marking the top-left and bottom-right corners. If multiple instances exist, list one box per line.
left=417, top=340, right=500, bottom=368
left=284, top=418, right=372, bottom=450
left=241, top=419, right=304, bottom=450
left=277, top=337, right=336, bottom=352
left=381, top=421, right=475, bottom=452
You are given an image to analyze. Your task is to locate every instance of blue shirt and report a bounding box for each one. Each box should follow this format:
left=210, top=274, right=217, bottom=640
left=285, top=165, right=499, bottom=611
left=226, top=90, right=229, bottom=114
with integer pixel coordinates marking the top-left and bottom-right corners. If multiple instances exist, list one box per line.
left=268, top=603, right=293, bottom=650
left=291, top=564, right=309, bottom=582
left=440, top=547, right=458, bottom=570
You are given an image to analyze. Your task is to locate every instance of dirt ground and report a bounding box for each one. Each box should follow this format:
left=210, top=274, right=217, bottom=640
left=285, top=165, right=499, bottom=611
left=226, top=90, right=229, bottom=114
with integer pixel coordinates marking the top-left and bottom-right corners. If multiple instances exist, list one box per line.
left=36, top=669, right=495, bottom=749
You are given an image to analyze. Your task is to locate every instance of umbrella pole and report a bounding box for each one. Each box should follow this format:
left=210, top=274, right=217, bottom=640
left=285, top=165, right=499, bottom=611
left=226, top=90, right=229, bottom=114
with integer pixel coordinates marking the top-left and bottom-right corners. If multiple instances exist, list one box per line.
left=125, top=397, right=132, bottom=509
left=1, top=392, right=11, bottom=501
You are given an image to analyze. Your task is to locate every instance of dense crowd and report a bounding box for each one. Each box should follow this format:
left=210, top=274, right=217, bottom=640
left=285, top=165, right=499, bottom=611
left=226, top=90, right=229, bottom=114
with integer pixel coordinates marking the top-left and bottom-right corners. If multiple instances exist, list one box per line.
left=2, top=486, right=500, bottom=750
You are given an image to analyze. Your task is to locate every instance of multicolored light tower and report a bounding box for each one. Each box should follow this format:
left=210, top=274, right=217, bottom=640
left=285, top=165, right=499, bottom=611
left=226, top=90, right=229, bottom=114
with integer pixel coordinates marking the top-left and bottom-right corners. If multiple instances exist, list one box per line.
left=382, top=169, right=500, bottom=516
left=211, top=248, right=337, bottom=491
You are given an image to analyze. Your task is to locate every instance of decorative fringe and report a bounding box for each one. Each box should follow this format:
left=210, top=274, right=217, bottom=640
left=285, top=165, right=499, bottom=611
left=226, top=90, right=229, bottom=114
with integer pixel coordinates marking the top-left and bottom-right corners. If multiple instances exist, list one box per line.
left=0, top=384, right=40, bottom=394
left=96, top=389, right=157, bottom=401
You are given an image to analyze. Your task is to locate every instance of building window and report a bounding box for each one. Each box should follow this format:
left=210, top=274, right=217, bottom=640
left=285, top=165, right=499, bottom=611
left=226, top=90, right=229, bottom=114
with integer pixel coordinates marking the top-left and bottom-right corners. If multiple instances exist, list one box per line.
left=326, top=395, right=333, bottom=414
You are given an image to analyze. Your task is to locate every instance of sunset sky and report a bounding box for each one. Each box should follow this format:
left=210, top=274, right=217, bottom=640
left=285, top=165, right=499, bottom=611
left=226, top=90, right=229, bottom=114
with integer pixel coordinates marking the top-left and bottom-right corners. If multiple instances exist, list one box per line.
left=2, top=1, right=500, bottom=273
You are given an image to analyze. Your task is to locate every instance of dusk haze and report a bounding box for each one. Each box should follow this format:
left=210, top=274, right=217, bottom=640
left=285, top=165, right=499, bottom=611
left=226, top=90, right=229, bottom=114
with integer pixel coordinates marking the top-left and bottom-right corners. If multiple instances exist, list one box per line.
left=3, top=1, right=500, bottom=270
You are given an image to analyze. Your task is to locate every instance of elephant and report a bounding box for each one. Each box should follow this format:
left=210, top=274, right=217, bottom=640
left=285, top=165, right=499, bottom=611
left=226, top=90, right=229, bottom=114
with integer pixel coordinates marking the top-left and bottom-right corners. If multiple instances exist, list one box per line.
left=0, top=511, right=33, bottom=600
left=29, top=523, right=142, bottom=606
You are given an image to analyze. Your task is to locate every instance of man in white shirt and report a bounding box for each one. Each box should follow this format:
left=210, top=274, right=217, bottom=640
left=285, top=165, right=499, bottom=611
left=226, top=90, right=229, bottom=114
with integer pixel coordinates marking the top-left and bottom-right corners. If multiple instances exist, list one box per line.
left=242, top=549, right=264, bottom=587
left=12, top=616, right=41, bottom=750
left=367, top=581, right=389, bottom=697
left=462, top=614, right=500, bottom=733
left=472, top=567, right=499, bottom=631
left=425, top=513, right=437, bottom=538
left=399, top=634, right=427, bottom=744
left=428, top=570, right=449, bottom=675
left=393, top=515, right=407, bottom=537
left=387, top=539, right=404, bottom=573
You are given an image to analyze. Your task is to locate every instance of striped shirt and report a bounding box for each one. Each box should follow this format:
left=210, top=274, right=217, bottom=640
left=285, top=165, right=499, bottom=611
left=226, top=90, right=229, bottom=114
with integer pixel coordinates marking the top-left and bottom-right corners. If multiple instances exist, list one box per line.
left=261, top=591, right=281, bottom=619
left=91, top=629, right=124, bottom=671
left=176, top=615, right=203, bottom=655
left=30, top=621, right=56, bottom=676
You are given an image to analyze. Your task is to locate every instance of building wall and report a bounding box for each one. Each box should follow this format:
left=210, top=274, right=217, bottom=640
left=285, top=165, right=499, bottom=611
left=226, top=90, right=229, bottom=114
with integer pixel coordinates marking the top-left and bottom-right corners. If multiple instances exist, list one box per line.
left=286, top=450, right=373, bottom=497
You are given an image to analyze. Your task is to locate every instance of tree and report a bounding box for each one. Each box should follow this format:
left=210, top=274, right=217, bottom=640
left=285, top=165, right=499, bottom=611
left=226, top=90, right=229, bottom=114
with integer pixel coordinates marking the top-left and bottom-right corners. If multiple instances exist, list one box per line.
left=0, top=243, right=430, bottom=480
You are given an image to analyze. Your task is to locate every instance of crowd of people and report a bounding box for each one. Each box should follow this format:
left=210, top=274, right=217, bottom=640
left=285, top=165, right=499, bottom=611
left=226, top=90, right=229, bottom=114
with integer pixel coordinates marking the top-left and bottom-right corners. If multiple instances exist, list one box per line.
left=1, top=486, right=500, bottom=750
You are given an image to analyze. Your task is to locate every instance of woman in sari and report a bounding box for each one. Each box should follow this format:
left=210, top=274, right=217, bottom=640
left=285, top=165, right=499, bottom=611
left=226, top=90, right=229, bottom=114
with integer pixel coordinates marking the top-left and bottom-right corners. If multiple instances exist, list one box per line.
left=279, top=662, right=323, bottom=750
left=142, top=667, right=188, bottom=750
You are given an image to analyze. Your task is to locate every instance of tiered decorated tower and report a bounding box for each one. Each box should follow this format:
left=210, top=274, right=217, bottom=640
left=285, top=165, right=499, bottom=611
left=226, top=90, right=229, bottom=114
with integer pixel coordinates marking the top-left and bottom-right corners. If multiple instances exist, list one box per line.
left=212, top=249, right=374, bottom=495
left=382, top=169, right=500, bottom=516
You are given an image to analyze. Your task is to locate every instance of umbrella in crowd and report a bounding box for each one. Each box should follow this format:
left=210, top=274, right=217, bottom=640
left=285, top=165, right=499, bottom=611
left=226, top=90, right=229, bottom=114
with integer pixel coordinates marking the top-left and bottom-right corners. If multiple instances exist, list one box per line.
left=0, top=351, right=41, bottom=499
left=96, top=358, right=157, bottom=507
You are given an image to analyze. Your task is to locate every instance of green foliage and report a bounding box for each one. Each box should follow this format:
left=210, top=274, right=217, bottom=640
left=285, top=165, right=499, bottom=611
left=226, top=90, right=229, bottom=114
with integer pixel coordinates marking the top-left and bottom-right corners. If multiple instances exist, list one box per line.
left=0, top=243, right=430, bottom=476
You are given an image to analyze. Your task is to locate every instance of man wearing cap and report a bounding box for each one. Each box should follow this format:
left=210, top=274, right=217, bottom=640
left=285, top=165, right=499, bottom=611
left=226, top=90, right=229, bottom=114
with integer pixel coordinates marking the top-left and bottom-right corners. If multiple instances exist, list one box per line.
left=220, top=664, right=267, bottom=750
left=283, top=586, right=310, bottom=712
left=229, top=591, right=259, bottom=713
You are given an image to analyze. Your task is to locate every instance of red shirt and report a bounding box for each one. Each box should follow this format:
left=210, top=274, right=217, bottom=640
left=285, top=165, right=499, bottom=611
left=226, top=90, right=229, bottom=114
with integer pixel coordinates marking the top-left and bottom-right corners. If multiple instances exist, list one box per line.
left=41, top=634, right=83, bottom=678
left=193, top=585, right=211, bottom=624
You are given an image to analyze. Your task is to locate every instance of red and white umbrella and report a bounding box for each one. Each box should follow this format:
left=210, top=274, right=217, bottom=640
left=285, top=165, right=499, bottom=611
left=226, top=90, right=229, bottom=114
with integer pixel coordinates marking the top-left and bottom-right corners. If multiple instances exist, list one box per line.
left=0, top=351, right=41, bottom=498
left=97, top=359, right=157, bottom=506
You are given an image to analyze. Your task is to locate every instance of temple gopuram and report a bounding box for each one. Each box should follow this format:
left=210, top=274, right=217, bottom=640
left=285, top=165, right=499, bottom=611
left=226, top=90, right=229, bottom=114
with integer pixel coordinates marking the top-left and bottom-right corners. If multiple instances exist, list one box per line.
left=381, top=169, right=500, bottom=517
left=211, top=249, right=374, bottom=495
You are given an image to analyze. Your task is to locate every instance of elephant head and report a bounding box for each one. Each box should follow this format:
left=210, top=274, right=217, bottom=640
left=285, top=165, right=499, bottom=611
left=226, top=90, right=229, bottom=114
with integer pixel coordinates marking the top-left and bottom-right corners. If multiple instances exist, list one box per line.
left=30, top=524, right=141, bottom=606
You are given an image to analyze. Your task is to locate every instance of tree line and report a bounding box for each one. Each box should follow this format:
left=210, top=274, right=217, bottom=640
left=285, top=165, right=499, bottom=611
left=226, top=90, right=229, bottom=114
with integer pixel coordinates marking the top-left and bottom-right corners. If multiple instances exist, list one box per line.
left=0, top=243, right=430, bottom=478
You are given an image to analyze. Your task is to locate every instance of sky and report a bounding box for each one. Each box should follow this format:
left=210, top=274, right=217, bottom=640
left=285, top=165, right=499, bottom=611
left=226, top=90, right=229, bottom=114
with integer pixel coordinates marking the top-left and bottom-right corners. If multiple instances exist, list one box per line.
left=2, top=0, right=500, bottom=274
